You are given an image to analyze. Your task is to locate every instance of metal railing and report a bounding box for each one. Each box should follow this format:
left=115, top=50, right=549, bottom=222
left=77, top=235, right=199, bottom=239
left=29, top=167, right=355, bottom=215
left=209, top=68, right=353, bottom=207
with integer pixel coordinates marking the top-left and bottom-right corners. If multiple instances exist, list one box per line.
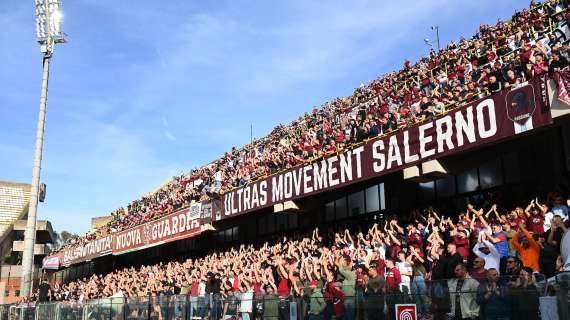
left=2, top=273, right=569, bottom=320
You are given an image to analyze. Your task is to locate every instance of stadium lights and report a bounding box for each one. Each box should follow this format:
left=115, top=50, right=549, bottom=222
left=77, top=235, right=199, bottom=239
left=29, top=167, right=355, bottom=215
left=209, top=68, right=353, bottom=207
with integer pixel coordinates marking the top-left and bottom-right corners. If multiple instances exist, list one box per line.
left=21, top=0, right=66, bottom=298
left=35, top=0, right=66, bottom=53
left=424, top=38, right=433, bottom=47
left=430, top=25, right=441, bottom=52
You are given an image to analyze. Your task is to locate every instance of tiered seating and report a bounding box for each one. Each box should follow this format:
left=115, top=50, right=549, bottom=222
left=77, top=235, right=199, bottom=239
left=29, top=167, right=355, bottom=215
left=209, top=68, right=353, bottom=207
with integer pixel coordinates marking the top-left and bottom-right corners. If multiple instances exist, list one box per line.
left=53, top=0, right=570, bottom=254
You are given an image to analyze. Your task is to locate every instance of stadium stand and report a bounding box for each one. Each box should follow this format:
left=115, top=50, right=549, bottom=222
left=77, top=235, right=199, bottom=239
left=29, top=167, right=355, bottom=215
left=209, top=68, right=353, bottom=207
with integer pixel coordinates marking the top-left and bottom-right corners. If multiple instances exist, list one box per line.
left=52, top=0, right=570, bottom=255
left=10, top=1, right=570, bottom=320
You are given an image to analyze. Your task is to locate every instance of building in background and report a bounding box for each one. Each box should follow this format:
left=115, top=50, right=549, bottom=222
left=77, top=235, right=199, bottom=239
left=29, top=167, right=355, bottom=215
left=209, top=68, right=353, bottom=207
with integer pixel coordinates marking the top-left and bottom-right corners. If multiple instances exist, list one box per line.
left=0, top=181, right=55, bottom=303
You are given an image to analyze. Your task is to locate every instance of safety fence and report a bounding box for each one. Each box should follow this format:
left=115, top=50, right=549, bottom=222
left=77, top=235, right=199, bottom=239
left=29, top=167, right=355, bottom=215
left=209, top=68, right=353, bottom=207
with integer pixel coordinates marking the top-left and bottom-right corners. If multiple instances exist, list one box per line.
left=2, top=273, right=570, bottom=320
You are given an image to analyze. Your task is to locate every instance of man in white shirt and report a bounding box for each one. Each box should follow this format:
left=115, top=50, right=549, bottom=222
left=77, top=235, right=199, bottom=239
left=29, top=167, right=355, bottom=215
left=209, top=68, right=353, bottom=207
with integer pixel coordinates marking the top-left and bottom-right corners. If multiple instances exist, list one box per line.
left=472, top=239, right=501, bottom=272
left=396, top=251, right=413, bottom=293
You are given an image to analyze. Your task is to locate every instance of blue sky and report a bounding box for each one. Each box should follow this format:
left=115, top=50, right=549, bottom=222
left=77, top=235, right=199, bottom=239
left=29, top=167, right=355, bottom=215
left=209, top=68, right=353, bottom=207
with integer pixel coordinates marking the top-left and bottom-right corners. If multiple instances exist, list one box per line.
left=0, top=0, right=526, bottom=235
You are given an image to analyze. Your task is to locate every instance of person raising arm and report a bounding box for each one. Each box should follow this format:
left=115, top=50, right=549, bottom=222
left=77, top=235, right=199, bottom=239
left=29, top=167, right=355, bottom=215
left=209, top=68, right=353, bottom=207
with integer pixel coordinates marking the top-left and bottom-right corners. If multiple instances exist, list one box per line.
left=511, top=223, right=540, bottom=272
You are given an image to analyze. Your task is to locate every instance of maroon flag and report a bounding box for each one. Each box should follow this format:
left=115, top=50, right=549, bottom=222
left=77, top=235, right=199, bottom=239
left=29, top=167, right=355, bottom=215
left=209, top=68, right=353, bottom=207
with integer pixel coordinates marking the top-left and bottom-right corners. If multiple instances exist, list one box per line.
left=554, top=66, right=570, bottom=107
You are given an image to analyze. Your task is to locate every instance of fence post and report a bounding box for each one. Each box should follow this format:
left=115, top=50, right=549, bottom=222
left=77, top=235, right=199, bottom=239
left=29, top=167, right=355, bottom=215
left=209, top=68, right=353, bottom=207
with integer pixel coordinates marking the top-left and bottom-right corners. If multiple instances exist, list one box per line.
left=165, top=296, right=169, bottom=320
left=147, top=296, right=151, bottom=320
left=557, top=286, right=569, bottom=320
left=186, top=294, right=190, bottom=320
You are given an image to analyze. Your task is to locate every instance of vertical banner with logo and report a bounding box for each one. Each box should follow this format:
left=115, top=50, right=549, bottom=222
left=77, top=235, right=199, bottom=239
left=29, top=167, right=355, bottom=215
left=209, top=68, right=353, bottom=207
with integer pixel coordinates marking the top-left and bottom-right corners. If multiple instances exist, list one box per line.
left=395, top=304, right=417, bottom=320
left=200, top=202, right=213, bottom=224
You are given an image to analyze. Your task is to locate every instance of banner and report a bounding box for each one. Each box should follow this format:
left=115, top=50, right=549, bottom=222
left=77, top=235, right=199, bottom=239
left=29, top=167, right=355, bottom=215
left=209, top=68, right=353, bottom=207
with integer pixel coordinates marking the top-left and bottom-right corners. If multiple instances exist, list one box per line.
left=218, top=78, right=552, bottom=219
left=189, top=202, right=202, bottom=220
left=395, top=304, right=417, bottom=320
left=113, top=207, right=201, bottom=255
left=554, top=66, right=570, bottom=107
left=200, top=202, right=213, bottom=224
left=59, top=236, right=113, bottom=267
left=42, top=255, right=61, bottom=270
left=41, top=77, right=553, bottom=268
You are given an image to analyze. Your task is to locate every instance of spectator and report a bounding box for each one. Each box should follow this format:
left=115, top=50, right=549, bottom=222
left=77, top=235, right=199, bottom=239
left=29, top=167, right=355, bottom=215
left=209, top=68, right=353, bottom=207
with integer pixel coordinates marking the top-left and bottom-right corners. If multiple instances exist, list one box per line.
left=510, top=268, right=540, bottom=320
left=501, top=222, right=518, bottom=257
left=49, top=0, right=570, bottom=257
left=396, top=251, right=413, bottom=294
left=525, top=199, right=545, bottom=234
left=329, top=282, right=345, bottom=320
left=447, top=264, right=480, bottom=320
left=408, top=246, right=428, bottom=317
left=307, top=281, right=326, bottom=320
left=336, top=255, right=356, bottom=320
left=472, top=236, right=501, bottom=273
left=540, top=216, right=567, bottom=277
left=511, top=223, right=541, bottom=272
left=476, top=268, right=511, bottom=320
left=502, top=257, right=521, bottom=281
left=385, top=258, right=401, bottom=320
left=263, top=283, right=279, bottom=320
left=470, top=257, right=487, bottom=284
left=487, top=222, right=509, bottom=258
left=364, top=262, right=385, bottom=320
left=38, top=278, right=51, bottom=303
left=445, top=243, right=464, bottom=279
left=551, top=196, right=569, bottom=221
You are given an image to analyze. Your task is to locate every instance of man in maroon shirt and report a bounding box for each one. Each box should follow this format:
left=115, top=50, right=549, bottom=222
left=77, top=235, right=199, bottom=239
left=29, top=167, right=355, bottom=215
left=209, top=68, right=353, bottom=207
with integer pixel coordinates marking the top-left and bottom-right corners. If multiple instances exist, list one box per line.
left=525, top=200, right=545, bottom=234
left=406, top=224, right=423, bottom=253
left=385, top=259, right=401, bottom=294
left=513, top=207, right=527, bottom=229
left=452, top=229, right=471, bottom=262
left=328, top=282, right=345, bottom=320
left=385, top=259, right=401, bottom=320
left=470, top=257, right=487, bottom=283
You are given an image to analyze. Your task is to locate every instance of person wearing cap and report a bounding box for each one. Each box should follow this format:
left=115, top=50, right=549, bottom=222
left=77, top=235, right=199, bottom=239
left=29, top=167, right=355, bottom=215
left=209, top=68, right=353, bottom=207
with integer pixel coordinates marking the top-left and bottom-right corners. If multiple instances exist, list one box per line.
left=472, top=234, right=500, bottom=274
left=307, top=280, right=326, bottom=320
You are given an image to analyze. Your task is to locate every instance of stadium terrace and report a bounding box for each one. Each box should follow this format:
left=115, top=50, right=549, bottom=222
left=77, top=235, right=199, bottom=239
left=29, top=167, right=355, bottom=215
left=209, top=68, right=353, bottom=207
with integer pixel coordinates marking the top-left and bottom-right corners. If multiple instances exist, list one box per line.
left=12, top=1, right=570, bottom=320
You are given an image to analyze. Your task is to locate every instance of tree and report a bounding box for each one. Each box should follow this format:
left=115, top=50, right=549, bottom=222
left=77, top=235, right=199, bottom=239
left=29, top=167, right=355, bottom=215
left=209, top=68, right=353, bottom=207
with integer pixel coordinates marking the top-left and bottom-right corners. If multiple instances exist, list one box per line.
left=59, top=231, right=77, bottom=243
left=52, top=230, right=79, bottom=249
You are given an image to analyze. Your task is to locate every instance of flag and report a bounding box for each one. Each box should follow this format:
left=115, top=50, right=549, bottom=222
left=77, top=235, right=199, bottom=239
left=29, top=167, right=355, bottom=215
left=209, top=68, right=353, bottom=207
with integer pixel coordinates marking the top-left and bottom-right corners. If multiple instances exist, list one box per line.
left=554, top=66, right=570, bottom=107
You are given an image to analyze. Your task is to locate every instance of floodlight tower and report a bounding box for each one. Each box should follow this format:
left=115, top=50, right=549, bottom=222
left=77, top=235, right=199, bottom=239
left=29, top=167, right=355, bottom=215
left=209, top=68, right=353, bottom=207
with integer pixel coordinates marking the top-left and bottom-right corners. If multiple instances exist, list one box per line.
left=431, top=25, right=440, bottom=52
left=20, top=0, right=66, bottom=297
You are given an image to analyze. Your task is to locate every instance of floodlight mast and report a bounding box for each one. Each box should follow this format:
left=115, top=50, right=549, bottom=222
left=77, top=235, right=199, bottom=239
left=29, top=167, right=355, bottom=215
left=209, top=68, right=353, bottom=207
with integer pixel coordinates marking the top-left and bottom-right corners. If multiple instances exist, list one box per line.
left=21, top=0, right=66, bottom=298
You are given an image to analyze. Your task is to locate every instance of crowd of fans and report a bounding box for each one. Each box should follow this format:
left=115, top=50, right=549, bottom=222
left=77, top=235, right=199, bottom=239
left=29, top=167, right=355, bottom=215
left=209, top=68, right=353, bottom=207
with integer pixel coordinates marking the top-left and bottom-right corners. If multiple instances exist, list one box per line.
left=35, top=189, right=570, bottom=320
left=34, top=1, right=570, bottom=319
left=53, top=0, right=570, bottom=255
